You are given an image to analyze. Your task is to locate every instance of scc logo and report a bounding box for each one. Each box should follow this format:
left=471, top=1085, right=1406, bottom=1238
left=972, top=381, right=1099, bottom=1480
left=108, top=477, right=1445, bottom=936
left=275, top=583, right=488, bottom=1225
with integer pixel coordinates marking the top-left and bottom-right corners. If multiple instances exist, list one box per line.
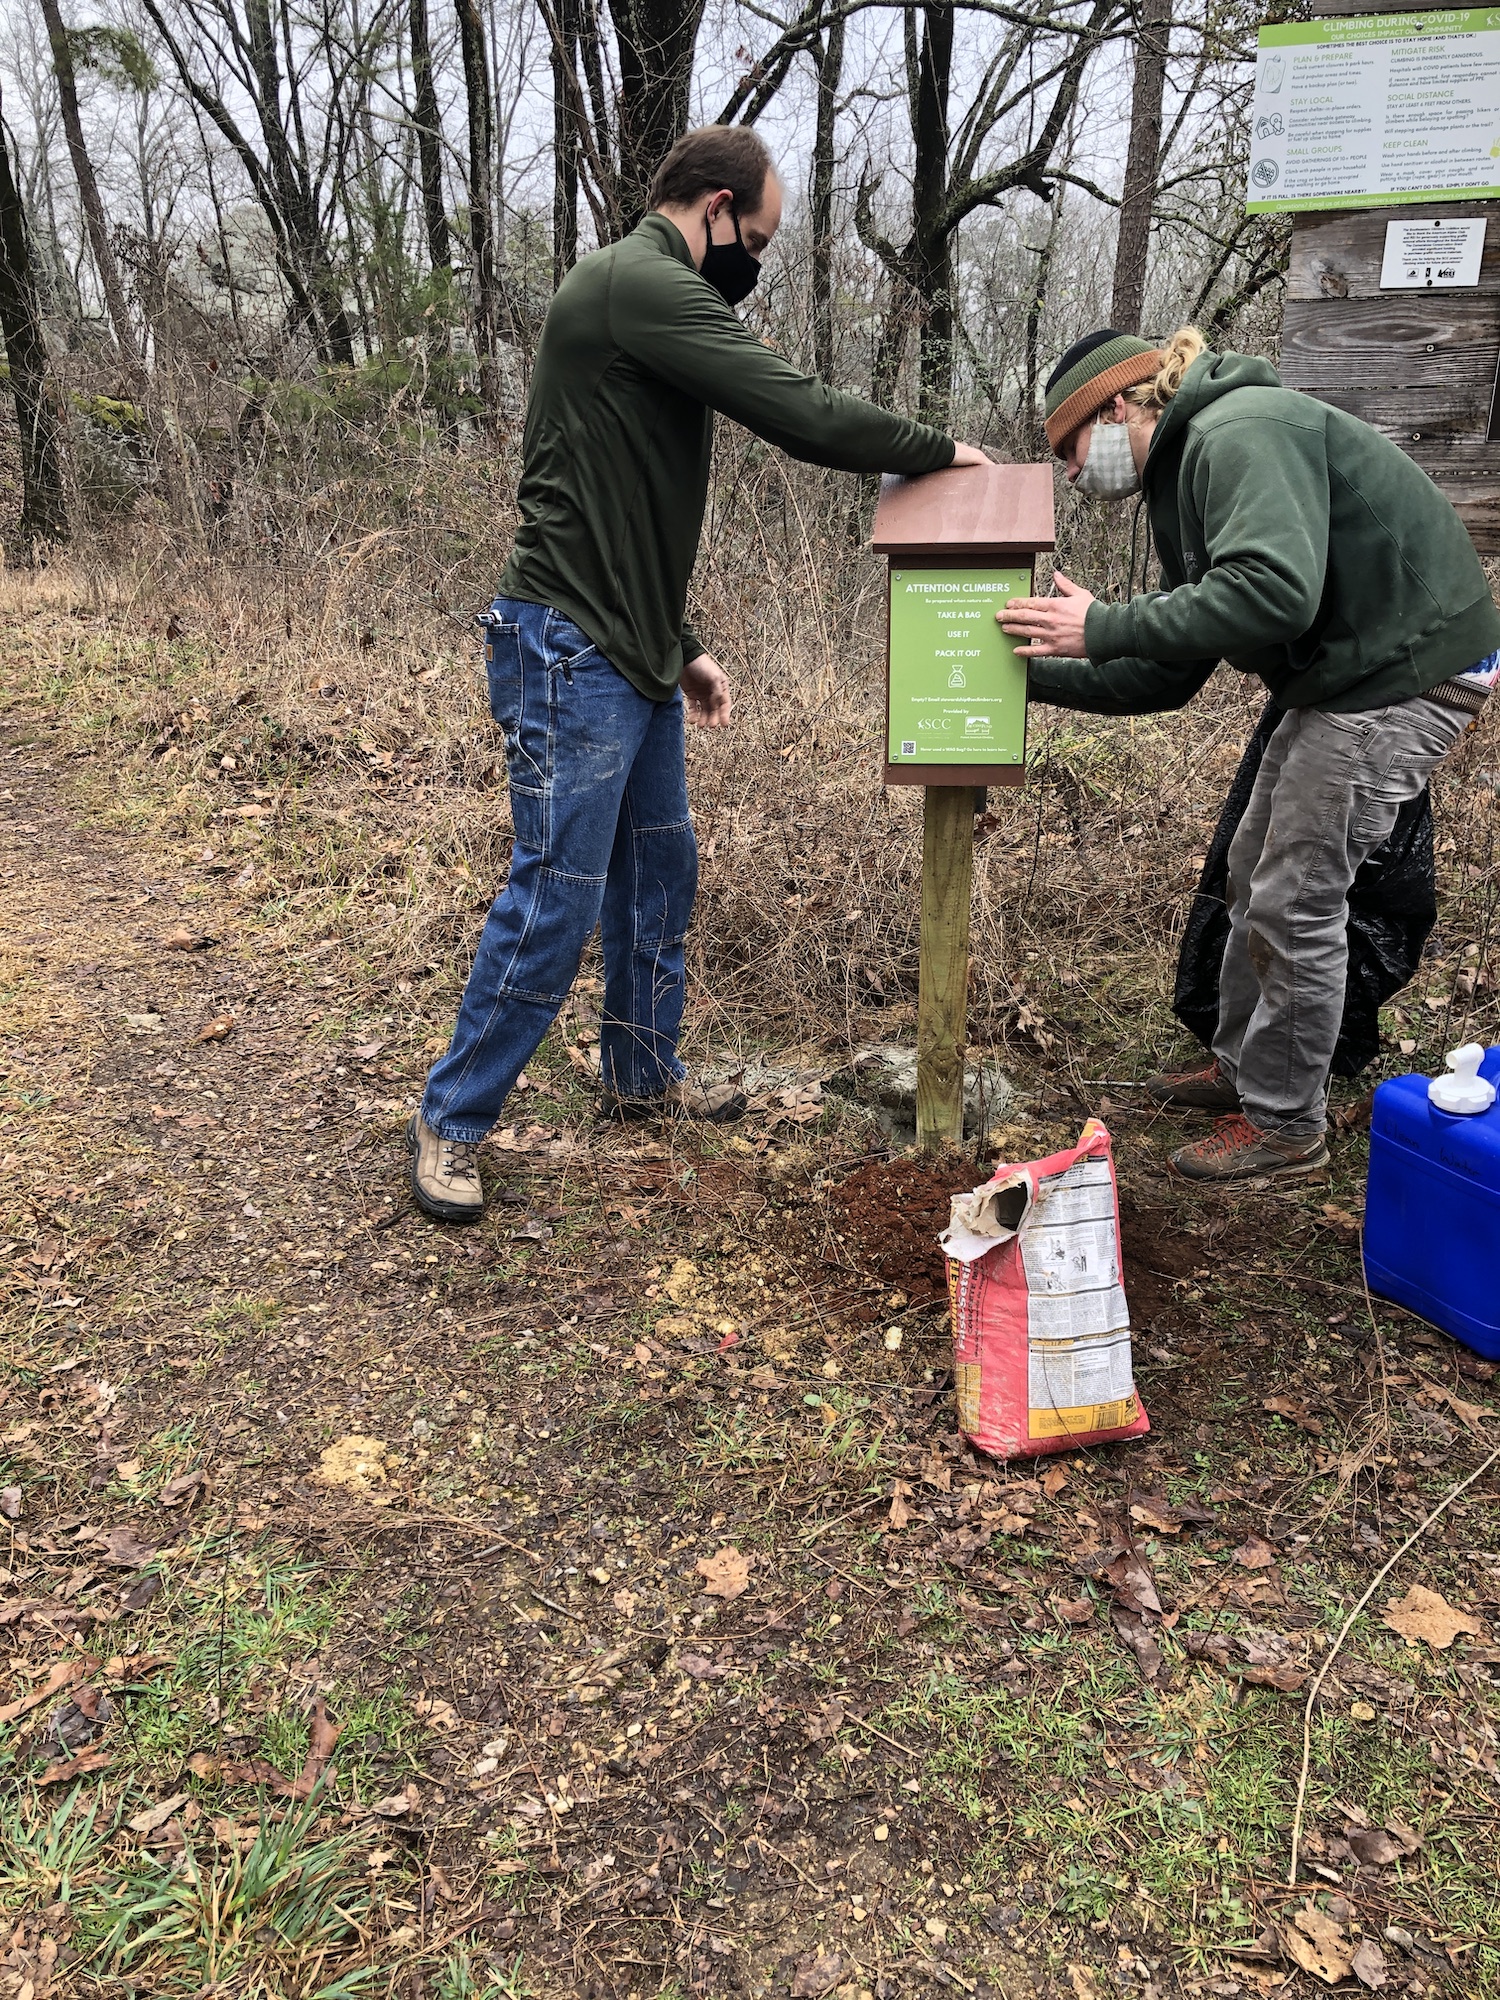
left=918, top=716, right=957, bottom=730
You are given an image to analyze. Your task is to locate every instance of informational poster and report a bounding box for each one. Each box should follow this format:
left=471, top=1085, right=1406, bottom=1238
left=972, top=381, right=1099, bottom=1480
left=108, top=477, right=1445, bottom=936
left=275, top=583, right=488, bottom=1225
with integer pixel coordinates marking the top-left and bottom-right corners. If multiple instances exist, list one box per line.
left=1245, top=11, right=1500, bottom=215
left=1380, top=214, right=1487, bottom=285
left=886, top=567, right=1028, bottom=768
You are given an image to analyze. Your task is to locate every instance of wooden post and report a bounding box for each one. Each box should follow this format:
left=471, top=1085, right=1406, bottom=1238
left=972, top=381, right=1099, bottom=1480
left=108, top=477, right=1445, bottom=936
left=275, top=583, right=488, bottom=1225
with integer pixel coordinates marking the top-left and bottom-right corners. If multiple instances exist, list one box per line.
left=869, top=461, right=1054, bottom=1154
left=917, top=784, right=974, bottom=1152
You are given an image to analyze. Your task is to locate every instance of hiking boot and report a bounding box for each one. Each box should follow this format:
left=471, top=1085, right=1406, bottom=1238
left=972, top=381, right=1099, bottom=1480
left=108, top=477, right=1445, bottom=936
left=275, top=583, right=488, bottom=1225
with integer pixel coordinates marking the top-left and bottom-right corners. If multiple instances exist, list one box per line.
left=1143, top=1060, right=1242, bottom=1113
left=406, top=1113, right=485, bottom=1223
left=1170, top=1114, right=1330, bottom=1184
left=600, top=1077, right=747, bottom=1124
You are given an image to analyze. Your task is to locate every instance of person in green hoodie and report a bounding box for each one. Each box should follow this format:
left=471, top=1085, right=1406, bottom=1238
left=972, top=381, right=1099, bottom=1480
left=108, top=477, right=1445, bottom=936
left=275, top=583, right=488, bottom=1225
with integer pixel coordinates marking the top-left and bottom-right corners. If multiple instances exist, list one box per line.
left=1001, top=326, right=1500, bottom=1185
left=408, top=123, right=988, bottom=1223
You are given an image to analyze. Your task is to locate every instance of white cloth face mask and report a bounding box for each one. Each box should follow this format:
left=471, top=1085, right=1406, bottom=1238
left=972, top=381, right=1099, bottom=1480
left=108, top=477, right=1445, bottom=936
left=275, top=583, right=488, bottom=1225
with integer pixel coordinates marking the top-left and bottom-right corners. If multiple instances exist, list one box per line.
left=1075, top=416, right=1141, bottom=499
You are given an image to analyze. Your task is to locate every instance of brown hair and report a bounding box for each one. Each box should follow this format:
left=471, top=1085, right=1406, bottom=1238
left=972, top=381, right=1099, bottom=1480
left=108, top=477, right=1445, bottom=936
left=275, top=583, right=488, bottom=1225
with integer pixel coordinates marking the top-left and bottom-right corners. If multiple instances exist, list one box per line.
left=1124, top=326, right=1208, bottom=412
left=648, top=126, right=773, bottom=215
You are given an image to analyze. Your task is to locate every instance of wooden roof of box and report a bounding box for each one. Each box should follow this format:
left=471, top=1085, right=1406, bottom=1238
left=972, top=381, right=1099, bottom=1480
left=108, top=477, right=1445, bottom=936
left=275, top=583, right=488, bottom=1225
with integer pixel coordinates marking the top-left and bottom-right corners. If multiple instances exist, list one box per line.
left=871, top=460, right=1056, bottom=557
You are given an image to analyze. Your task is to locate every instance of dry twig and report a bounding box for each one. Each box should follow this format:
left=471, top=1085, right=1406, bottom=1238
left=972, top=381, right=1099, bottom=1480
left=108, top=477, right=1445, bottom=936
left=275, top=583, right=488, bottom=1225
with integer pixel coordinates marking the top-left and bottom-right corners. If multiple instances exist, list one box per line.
left=1288, top=1440, right=1500, bottom=1885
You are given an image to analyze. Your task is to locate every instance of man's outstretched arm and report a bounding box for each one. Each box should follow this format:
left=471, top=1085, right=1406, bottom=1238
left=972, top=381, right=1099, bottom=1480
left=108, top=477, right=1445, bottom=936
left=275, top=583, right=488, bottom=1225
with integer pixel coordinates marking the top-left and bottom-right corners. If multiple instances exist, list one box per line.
left=612, top=255, right=964, bottom=475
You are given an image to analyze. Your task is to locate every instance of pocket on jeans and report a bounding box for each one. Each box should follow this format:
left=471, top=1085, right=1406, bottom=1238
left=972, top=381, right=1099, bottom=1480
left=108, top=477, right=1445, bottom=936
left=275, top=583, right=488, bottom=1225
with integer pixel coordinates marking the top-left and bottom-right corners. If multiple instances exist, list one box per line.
left=484, top=621, right=523, bottom=729
left=1317, top=706, right=1385, bottom=738
left=545, top=612, right=605, bottom=680
left=1348, top=706, right=1463, bottom=845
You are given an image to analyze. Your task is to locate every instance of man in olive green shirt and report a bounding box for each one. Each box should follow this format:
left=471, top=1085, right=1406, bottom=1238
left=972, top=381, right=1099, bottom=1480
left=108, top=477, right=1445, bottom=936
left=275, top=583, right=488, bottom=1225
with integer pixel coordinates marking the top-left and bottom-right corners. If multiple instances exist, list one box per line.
left=410, top=125, right=986, bottom=1221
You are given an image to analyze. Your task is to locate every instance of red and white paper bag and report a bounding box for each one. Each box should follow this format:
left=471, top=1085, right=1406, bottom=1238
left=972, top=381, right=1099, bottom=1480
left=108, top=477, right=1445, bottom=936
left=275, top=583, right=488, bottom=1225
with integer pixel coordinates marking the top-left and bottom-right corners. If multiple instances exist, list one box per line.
left=940, top=1120, right=1149, bottom=1461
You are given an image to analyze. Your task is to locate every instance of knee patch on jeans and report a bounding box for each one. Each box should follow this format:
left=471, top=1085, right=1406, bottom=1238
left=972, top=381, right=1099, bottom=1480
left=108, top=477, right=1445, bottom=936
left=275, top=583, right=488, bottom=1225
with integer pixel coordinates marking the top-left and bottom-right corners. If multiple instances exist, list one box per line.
left=629, top=820, right=697, bottom=951
left=539, top=863, right=608, bottom=889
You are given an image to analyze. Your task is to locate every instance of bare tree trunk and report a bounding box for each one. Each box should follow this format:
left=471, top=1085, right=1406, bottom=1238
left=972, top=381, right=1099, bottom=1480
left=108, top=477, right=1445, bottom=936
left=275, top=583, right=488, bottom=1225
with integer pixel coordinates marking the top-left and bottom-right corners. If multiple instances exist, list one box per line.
left=456, top=0, right=501, bottom=417
left=37, top=0, right=142, bottom=369
left=911, top=0, right=954, bottom=425
left=552, top=0, right=580, bottom=281
left=0, top=95, right=67, bottom=546
left=607, top=0, right=707, bottom=232
left=1023, top=229, right=1054, bottom=449
left=870, top=277, right=915, bottom=412
left=810, top=11, right=843, bottom=381
left=1110, top=0, right=1169, bottom=334
left=410, top=0, right=452, bottom=275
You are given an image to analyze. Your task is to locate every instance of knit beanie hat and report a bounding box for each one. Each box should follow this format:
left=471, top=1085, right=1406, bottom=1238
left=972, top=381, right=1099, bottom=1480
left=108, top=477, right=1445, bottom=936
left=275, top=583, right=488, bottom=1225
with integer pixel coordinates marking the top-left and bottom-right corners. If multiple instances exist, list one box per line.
left=1044, top=329, right=1165, bottom=454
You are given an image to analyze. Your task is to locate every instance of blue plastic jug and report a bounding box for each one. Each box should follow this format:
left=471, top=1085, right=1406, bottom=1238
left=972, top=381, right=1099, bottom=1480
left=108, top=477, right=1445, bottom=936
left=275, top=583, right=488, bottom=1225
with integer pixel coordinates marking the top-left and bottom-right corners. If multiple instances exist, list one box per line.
left=1363, top=1044, right=1500, bottom=1358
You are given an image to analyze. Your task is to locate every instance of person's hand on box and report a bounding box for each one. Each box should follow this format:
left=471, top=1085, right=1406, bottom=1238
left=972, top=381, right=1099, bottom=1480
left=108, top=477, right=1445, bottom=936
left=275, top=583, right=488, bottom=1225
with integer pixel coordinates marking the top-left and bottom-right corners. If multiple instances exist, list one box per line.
left=999, top=571, right=1095, bottom=659
left=682, top=651, right=733, bottom=727
left=949, top=442, right=991, bottom=467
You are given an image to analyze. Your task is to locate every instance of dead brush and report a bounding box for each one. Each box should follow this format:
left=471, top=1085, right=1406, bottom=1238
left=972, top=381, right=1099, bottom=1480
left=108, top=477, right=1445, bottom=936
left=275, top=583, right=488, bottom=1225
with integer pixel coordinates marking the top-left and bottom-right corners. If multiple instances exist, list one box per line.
left=5, top=441, right=1498, bottom=1090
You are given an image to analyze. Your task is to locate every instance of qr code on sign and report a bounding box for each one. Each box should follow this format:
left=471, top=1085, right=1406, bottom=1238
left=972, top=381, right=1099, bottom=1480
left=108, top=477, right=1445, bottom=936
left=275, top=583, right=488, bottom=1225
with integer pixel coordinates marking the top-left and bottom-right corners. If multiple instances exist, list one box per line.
left=901, top=740, right=916, bottom=756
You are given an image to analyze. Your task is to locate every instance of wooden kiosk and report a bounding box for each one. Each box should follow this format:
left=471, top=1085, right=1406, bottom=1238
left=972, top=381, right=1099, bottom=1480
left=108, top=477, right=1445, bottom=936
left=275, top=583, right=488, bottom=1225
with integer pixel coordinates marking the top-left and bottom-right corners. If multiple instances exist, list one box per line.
left=871, top=461, right=1055, bottom=1151
left=1249, top=0, right=1500, bottom=549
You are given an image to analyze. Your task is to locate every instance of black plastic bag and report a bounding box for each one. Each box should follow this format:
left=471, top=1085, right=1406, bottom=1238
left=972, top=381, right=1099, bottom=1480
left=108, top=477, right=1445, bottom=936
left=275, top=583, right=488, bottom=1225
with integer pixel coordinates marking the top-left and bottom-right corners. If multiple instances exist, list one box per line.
left=1172, top=700, right=1436, bottom=1078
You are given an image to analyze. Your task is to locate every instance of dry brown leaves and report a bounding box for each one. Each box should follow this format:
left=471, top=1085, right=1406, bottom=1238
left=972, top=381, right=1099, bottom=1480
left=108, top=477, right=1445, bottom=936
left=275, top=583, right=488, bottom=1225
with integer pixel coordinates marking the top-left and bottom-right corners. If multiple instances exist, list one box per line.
left=0, top=1657, right=91, bottom=1725
left=1382, top=1583, right=1484, bottom=1651
left=695, top=1547, right=752, bottom=1599
left=1278, top=1903, right=1388, bottom=1989
left=1287, top=1903, right=1352, bottom=1983
left=1232, top=1533, right=1278, bottom=1570
left=38, top=1747, right=111, bottom=1785
left=159, top=1468, right=210, bottom=1508
left=790, top=1949, right=847, bottom=1997
left=94, top=1524, right=160, bottom=1567
left=1128, top=1491, right=1215, bottom=1537
left=187, top=1693, right=341, bottom=1799
left=1264, top=1393, right=1325, bottom=1436
left=1341, top=1816, right=1423, bottom=1868
left=1183, top=1629, right=1307, bottom=1692
left=127, top=1791, right=191, bottom=1835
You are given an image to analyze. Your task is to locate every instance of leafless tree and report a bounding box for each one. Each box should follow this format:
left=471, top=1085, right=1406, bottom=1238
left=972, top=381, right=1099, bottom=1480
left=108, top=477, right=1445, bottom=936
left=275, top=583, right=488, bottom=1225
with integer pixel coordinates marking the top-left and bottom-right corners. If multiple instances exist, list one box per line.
left=1110, top=0, right=1169, bottom=332
left=38, top=0, right=142, bottom=366
left=855, top=0, right=1125, bottom=423
left=0, top=80, right=68, bottom=542
left=137, top=0, right=365, bottom=362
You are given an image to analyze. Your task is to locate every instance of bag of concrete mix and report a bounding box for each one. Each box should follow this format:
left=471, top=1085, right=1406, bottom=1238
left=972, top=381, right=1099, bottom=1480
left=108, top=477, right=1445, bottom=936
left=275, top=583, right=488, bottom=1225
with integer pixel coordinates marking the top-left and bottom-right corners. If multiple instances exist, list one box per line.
left=939, top=1119, right=1148, bottom=1461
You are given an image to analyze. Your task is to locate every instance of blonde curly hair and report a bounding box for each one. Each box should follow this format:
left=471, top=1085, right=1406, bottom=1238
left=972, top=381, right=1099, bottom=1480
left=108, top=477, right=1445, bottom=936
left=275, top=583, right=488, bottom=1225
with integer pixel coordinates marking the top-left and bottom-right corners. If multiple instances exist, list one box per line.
left=1124, top=326, right=1208, bottom=413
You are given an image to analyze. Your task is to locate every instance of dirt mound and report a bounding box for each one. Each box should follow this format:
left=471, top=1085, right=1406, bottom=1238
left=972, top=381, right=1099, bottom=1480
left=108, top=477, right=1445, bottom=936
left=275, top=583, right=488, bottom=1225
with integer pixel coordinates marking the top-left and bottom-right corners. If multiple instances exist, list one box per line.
left=824, top=1170, right=1219, bottom=1328
left=826, top=1153, right=976, bottom=1305
left=1117, top=1197, right=1198, bottom=1326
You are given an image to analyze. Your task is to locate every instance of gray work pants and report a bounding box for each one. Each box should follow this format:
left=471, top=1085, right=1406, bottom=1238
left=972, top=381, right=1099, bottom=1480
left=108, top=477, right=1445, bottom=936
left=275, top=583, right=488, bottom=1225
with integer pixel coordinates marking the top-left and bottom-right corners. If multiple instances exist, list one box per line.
left=1212, top=696, right=1468, bottom=1136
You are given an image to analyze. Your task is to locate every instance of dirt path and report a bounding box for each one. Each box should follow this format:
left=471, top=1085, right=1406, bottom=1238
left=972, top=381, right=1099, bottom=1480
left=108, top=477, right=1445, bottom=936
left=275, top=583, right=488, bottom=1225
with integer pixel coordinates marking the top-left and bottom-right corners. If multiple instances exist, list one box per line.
left=4, top=680, right=1499, bottom=2000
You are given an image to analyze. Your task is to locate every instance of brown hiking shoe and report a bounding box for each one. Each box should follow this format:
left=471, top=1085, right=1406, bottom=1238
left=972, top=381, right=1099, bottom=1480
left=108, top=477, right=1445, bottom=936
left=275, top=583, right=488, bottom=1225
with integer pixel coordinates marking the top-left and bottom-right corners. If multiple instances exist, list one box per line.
left=1170, top=1114, right=1330, bottom=1184
left=600, top=1077, right=747, bottom=1124
left=1143, top=1061, right=1242, bottom=1113
left=406, top=1113, right=485, bottom=1223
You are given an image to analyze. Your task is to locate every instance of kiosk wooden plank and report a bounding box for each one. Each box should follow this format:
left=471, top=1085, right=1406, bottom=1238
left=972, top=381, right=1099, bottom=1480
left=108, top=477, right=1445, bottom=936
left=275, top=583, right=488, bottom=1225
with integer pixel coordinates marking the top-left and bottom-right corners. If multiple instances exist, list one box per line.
left=1273, top=1, right=1500, bottom=552
left=1288, top=200, right=1500, bottom=298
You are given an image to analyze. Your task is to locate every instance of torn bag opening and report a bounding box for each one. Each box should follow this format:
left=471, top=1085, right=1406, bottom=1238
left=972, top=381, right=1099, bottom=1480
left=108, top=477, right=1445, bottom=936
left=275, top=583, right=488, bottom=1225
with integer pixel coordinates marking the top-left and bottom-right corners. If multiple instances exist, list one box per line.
left=1172, top=699, right=1437, bottom=1079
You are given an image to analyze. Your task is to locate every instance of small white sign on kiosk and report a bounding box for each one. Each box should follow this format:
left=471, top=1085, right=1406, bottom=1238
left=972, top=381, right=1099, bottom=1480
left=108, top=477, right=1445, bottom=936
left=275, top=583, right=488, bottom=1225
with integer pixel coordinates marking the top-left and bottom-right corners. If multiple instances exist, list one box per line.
left=1380, top=216, right=1488, bottom=289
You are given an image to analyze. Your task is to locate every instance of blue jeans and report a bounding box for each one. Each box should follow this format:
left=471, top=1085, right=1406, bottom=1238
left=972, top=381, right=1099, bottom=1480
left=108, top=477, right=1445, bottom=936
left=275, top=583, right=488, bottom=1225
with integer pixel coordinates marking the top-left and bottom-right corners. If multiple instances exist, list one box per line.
left=421, top=598, right=697, bottom=1141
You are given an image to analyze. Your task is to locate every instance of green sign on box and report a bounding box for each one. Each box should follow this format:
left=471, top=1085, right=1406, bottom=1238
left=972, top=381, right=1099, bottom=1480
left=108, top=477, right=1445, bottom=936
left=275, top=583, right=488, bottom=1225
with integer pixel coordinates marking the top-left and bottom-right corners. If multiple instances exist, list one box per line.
left=887, top=567, right=1029, bottom=768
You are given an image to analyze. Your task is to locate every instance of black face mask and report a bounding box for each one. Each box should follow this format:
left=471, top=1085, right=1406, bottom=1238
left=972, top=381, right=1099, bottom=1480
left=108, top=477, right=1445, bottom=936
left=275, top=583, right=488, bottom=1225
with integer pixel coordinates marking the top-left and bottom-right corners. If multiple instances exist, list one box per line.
left=700, top=200, right=761, bottom=307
